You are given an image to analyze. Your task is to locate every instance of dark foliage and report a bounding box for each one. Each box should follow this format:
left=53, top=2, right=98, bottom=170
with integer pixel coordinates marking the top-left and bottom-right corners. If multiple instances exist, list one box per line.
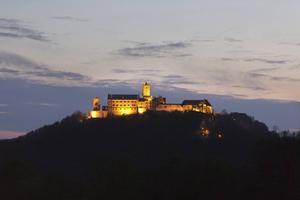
left=0, top=111, right=299, bottom=200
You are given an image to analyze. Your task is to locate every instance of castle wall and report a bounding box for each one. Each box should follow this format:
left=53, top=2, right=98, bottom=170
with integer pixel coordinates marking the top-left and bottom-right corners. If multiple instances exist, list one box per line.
left=155, top=104, right=213, bottom=114
left=156, top=104, right=192, bottom=112
left=107, top=99, right=138, bottom=116
left=89, top=110, right=108, bottom=119
left=137, top=100, right=149, bottom=114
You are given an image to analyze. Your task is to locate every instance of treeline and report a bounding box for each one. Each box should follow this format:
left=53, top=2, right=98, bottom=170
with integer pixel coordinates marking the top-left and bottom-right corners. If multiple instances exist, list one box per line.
left=0, top=111, right=299, bottom=200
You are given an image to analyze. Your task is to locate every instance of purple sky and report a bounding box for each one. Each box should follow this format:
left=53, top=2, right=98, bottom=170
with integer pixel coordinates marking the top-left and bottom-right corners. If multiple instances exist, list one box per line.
left=0, top=0, right=299, bottom=138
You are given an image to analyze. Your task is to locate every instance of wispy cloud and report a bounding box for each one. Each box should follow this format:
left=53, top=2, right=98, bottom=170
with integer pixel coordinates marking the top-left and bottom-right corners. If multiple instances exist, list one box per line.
left=0, top=68, right=19, bottom=73
left=26, top=102, right=58, bottom=107
left=232, top=85, right=267, bottom=91
left=246, top=71, right=300, bottom=83
left=251, top=67, right=281, bottom=73
left=191, top=39, right=215, bottom=43
left=247, top=72, right=269, bottom=79
left=121, top=40, right=150, bottom=46
left=244, top=58, right=289, bottom=65
left=161, top=74, right=201, bottom=85
left=116, top=41, right=192, bottom=58
left=270, top=77, right=300, bottom=82
left=0, top=51, right=86, bottom=81
left=221, top=57, right=289, bottom=65
left=224, top=37, right=243, bottom=43
left=28, top=71, right=85, bottom=80
left=111, top=69, right=136, bottom=74
left=52, top=16, right=89, bottom=22
left=173, top=53, right=193, bottom=57
left=111, top=68, right=161, bottom=74
left=221, top=57, right=236, bottom=61
left=92, top=79, right=125, bottom=86
left=163, top=75, right=183, bottom=79
left=0, top=18, right=50, bottom=42
left=111, top=69, right=201, bottom=86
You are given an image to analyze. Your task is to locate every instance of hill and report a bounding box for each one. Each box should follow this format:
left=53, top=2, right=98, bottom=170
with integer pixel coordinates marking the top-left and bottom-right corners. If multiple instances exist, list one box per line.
left=0, top=111, right=299, bottom=200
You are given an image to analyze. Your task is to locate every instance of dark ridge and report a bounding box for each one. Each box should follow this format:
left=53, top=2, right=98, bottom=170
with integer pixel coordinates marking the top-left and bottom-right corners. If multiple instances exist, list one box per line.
left=0, top=111, right=299, bottom=200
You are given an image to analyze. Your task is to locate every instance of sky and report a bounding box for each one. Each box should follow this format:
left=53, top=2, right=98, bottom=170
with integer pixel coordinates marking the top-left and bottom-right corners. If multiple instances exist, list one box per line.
left=0, top=0, right=300, bottom=138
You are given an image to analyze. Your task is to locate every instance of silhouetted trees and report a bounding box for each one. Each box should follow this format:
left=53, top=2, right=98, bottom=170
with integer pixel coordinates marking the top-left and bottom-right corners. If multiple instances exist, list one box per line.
left=0, top=111, right=299, bottom=200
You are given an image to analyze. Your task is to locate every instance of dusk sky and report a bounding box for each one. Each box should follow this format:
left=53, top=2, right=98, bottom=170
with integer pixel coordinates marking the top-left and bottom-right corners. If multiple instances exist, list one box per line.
left=0, top=0, right=300, bottom=138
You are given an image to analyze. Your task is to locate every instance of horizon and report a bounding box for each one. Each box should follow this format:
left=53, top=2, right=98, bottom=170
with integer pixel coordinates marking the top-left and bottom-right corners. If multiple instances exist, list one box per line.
left=0, top=0, right=300, bottom=138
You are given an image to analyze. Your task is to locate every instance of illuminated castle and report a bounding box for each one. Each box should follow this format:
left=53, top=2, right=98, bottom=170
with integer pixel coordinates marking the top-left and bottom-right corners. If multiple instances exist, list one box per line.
left=88, top=82, right=213, bottom=119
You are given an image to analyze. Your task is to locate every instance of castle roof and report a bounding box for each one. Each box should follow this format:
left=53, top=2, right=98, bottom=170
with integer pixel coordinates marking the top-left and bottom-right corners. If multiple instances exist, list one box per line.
left=182, top=99, right=212, bottom=106
left=138, top=98, right=148, bottom=102
left=107, top=94, right=139, bottom=100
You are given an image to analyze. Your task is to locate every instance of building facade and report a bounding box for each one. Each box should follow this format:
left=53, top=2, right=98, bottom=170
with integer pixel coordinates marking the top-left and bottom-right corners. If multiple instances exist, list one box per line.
left=107, top=94, right=139, bottom=116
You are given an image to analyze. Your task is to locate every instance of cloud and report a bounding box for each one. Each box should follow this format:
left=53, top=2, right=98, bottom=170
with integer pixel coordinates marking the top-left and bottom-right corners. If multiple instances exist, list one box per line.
left=110, top=69, right=199, bottom=86
left=28, top=70, right=85, bottom=80
left=221, top=57, right=236, bottom=61
left=224, top=37, right=243, bottom=43
left=191, top=39, right=215, bottom=43
left=0, top=32, right=22, bottom=39
left=246, top=71, right=300, bottom=83
left=26, top=102, right=58, bottom=107
left=111, top=69, right=135, bottom=74
left=161, top=74, right=201, bottom=85
left=163, top=75, right=183, bottom=79
left=0, top=18, right=50, bottom=42
left=93, top=79, right=124, bottom=85
left=0, top=68, right=19, bottom=73
left=0, top=131, right=26, bottom=139
left=247, top=72, right=268, bottom=79
left=121, top=40, right=150, bottom=46
left=251, top=67, right=280, bottom=73
left=0, top=51, right=87, bottom=82
left=111, top=68, right=161, bottom=75
left=52, top=16, right=89, bottom=22
left=244, top=58, right=289, bottom=65
left=162, top=79, right=199, bottom=85
left=116, top=41, right=192, bottom=57
left=0, top=51, right=42, bottom=68
left=220, top=57, right=289, bottom=65
left=270, top=77, right=300, bottom=82
left=232, top=85, right=267, bottom=91
left=173, top=53, right=193, bottom=57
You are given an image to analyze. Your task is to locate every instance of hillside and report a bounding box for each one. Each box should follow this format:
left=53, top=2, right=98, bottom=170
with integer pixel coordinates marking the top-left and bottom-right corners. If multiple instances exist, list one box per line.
left=0, top=111, right=299, bottom=200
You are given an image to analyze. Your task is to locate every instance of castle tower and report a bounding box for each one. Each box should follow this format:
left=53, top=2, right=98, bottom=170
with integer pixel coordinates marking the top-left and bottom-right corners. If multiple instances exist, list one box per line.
left=89, top=97, right=108, bottom=119
left=142, top=82, right=151, bottom=98
left=92, top=97, right=101, bottom=111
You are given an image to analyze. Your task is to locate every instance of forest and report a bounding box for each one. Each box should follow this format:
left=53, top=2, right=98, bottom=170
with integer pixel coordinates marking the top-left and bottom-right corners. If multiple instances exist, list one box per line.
left=0, top=111, right=299, bottom=200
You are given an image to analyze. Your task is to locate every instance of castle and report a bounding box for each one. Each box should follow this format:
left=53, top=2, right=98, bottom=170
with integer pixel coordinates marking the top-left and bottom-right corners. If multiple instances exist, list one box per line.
left=88, top=82, right=213, bottom=119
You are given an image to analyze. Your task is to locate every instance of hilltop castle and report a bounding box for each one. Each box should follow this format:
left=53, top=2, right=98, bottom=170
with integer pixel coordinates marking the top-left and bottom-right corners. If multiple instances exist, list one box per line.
left=88, top=82, right=213, bottom=119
